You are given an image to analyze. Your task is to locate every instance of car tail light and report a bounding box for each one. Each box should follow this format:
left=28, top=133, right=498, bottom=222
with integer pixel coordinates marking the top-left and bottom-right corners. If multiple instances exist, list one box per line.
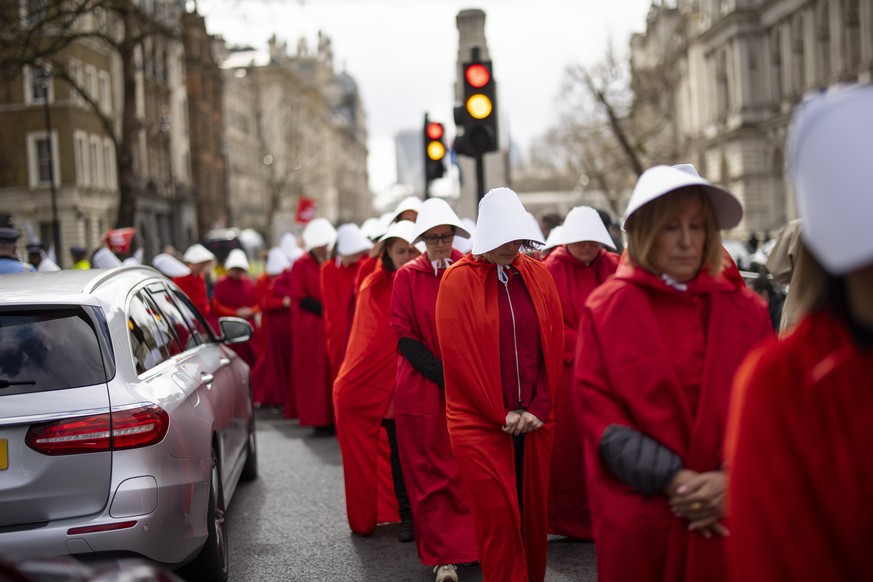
left=68, top=521, right=138, bottom=535
left=26, top=404, right=169, bottom=456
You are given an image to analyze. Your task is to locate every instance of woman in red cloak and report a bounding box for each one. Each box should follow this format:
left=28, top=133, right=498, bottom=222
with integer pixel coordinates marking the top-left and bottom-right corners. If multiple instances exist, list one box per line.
left=174, top=243, right=216, bottom=321
left=251, top=248, right=292, bottom=409
left=575, top=164, right=772, bottom=582
left=289, top=218, right=336, bottom=428
left=391, top=198, right=478, bottom=582
left=211, top=249, right=260, bottom=369
left=542, top=205, right=619, bottom=540
left=728, top=84, right=873, bottom=582
left=321, top=223, right=373, bottom=384
left=333, top=221, right=417, bottom=540
left=436, top=187, right=563, bottom=582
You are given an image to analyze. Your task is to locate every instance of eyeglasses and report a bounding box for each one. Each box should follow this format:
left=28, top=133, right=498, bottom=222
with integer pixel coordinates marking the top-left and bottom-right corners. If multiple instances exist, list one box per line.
left=422, top=233, right=454, bottom=244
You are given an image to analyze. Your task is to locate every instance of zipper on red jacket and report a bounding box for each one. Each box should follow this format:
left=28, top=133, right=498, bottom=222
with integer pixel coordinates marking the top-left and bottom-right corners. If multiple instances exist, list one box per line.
left=501, top=275, right=523, bottom=409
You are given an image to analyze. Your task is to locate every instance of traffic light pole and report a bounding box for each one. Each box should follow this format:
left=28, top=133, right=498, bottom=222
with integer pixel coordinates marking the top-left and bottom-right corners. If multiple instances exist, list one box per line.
left=475, top=152, right=485, bottom=204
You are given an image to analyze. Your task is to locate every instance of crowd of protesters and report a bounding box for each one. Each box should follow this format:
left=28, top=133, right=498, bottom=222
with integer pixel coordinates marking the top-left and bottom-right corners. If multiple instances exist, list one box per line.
left=1, top=83, right=870, bottom=582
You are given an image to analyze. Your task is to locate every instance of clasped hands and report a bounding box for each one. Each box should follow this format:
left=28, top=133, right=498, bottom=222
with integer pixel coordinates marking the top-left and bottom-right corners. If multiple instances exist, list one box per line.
left=667, top=469, right=728, bottom=538
left=502, top=409, right=543, bottom=436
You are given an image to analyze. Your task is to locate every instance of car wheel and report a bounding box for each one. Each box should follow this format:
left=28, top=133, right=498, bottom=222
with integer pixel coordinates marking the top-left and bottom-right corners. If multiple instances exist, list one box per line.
left=240, top=422, right=258, bottom=482
left=179, top=449, right=229, bottom=582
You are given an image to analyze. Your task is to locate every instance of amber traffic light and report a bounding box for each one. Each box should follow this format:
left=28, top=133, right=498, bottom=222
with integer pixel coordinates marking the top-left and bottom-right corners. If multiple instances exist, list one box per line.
left=424, top=120, right=446, bottom=182
left=455, top=59, right=498, bottom=156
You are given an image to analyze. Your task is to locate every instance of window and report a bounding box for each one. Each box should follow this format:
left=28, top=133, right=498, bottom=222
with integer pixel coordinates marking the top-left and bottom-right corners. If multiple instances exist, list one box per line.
left=68, top=60, right=82, bottom=104
left=172, top=289, right=214, bottom=341
left=103, top=139, right=114, bottom=188
left=90, top=137, right=101, bottom=187
left=83, top=65, right=95, bottom=99
left=0, top=307, right=110, bottom=396
left=98, top=71, right=111, bottom=113
left=74, top=131, right=87, bottom=185
left=151, top=285, right=204, bottom=351
left=128, top=291, right=179, bottom=373
left=26, top=131, right=58, bottom=188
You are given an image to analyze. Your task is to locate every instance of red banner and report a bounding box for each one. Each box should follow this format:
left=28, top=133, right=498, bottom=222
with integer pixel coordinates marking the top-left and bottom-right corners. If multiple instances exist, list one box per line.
left=104, top=227, right=136, bottom=254
left=296, top=197, right=317, bottom=224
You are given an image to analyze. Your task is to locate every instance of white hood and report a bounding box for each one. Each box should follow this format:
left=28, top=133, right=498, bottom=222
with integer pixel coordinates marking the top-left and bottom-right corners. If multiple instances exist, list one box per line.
left=472, top=187, right=544, bottom=255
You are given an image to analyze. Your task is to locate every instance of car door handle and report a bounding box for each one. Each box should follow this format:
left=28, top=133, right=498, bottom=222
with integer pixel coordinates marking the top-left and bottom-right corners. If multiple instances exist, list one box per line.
left=200, top=373, right=214, bottom=384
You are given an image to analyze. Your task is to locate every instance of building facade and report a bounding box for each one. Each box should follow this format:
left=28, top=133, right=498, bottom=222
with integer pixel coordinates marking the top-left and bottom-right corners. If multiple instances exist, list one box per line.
left=220, top=33, right=371, bottom=245
left=631, top=0, right=873, bottom=235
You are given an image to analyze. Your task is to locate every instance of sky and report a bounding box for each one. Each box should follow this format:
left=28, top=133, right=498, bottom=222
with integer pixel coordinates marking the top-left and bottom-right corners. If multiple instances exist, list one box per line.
left=197, top=0, right=654, bottom=197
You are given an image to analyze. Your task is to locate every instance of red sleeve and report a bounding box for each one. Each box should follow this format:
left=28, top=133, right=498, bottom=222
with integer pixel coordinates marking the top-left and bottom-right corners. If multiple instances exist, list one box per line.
left=525, top=365, right=551, bottom=423
left=390, top=266, right=416, bottom=343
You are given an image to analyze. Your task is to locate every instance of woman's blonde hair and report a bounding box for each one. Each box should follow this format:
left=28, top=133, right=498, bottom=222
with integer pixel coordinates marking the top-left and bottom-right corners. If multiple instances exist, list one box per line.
left=625, top=187, right=723, bottom=277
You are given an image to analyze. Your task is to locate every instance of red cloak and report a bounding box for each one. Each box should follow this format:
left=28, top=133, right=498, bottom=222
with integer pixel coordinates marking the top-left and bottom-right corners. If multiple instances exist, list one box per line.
left=173, top=272, right=210, bottom=318
left=211, top=274, right=259, bottom=368
left=391, top=250, right=478, bottom=566
left=436, top=253, right=563, bottom=582
left=251, top=269, right=293, bottom=409
left=543, top=246, right=618, bottom=539
left=727, top=309, right=873, bottom=582
left=321, top=258, right=364, bottom=383
left=333, top=261, right=401, bottom=534
left=289, top=252, right=332, bottom=425
left=576, top=263, right=772, bottom=582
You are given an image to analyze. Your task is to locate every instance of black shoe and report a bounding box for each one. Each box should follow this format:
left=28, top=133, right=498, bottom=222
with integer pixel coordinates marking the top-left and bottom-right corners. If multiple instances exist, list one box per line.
left=312, top=425, right=335, bottom=437
left=398, top=519, right=415, bottom=543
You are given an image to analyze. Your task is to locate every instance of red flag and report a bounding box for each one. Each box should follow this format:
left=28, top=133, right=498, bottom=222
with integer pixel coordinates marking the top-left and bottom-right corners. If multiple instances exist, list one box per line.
left=296, top=197, right=317, bottom=224
left=104, top=227, right=136, bottom=253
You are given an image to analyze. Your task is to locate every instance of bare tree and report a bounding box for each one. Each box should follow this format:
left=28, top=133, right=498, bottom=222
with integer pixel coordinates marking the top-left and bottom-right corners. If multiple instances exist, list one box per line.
left=0, top=0, right=179, bottom=228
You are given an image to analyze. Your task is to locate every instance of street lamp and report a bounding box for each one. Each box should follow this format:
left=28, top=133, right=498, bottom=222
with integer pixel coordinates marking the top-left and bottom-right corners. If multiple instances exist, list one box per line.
left=38, top=67, right=61, bottom=260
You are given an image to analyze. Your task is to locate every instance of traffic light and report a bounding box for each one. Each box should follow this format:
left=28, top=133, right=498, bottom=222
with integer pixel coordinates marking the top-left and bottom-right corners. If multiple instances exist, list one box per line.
left=454, top=59, right=498, bottom=157
left=424, top=119, right=446, bottom=182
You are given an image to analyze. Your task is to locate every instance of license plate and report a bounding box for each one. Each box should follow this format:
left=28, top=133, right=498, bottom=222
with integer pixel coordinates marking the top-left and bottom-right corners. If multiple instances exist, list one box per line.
left=0, top=439, right=7, bottom=470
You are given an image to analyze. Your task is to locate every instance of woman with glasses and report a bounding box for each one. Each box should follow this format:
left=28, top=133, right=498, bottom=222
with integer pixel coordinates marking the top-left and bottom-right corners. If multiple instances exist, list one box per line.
left=436, top=188, right=563, bottom=582
left=576, top=165, right=771, bottom=582
left=391, top=199, right=478, bottom=582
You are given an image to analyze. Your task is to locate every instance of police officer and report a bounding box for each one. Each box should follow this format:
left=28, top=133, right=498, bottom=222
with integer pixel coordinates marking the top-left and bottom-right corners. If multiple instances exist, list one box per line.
left=0, top=215, right=36, bottom=274
left=70, top=245, right=91, bottom=269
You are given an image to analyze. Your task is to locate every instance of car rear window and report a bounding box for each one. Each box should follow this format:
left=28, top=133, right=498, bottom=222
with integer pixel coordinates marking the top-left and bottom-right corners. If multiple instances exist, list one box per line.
left=0, top=307, right=111, bottom=396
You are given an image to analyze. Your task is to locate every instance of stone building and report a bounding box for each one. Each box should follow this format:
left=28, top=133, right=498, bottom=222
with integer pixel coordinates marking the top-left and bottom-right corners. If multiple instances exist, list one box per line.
left=182, top=9, right=230, bottom=240
left=631, top=0, right=873, bottom=235
left=220, top=32, right=371, bottom=244
left=0, top=1, right=197, bottom=265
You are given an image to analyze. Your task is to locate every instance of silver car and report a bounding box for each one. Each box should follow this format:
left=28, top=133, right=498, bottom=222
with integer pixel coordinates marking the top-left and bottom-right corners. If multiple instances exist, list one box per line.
left=0, top=266, right=257, bottom=582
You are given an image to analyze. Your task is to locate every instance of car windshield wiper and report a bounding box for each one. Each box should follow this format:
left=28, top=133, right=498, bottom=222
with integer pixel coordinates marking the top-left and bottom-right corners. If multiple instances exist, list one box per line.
left=0, top=379, right=37, bottom=389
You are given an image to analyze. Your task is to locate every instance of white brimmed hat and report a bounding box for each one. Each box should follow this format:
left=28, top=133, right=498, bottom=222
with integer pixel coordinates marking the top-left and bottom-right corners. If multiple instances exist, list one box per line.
left=265, top=247, right=291, bottom=275
left=389, top=196, right=423, bottom=223
left=555, top=206, right=616, bottom=249
left=183, top=243, right=216, bottom=264
left=623, top=165, right=743, bottom=231
left=37, top=257, right=61, bottom=272
left=413, top=198, right=471, bottom=244
left=472, top=187, right=545, bottom=255
left=92, top=247, right=122, bottom=269
left=301, top=218, right=337, bottom=251
left=788, top=84, right=873, bottom=275
left=335, top=223, right=374, bottom=257
left=153, top=253, right=191, bottom=278
left=224, top=248, right=250, bottom=271
left=543, top=225, right=564, bottom=251
left=377, top=220, right=417, bottom=248
left=454, top=217, right=476, bottom=254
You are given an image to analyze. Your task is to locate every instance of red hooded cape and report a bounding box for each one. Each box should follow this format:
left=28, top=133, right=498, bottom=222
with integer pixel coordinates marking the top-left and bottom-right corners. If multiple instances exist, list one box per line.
left=333, top=261, right=401, bottom=534
left=727, top=309, right=873, bottom=582
left=251, top=269, right=293, bottom=409
left=211, top=274, right=259, bottom=368
left=576, top=262, right=772, bottom=582
left=543, top=246, right=618, bottom=539
left=321, top=258, right=364, bottom=383
left=436, top=253, right=563, bottom=582
left=173, top=272, right=210, bottom=319
left=289, top=252, right=332, bottom=425
left=391, top=250, right=478, bottom=566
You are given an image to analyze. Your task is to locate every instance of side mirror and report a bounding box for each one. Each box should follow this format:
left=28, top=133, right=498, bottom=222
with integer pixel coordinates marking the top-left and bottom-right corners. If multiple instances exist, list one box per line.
left=217, top=317, right=253, bottom=344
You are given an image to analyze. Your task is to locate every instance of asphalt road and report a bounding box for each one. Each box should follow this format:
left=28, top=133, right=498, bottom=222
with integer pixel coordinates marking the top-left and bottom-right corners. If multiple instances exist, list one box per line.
left=226, top=409, right=597, bottom=581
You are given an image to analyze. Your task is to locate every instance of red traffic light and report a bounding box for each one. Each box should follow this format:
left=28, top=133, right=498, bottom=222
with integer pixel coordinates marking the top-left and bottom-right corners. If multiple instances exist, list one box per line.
left=464, top=63, right=490, bottom=88
left=426, top=122, right=444, bottom=140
